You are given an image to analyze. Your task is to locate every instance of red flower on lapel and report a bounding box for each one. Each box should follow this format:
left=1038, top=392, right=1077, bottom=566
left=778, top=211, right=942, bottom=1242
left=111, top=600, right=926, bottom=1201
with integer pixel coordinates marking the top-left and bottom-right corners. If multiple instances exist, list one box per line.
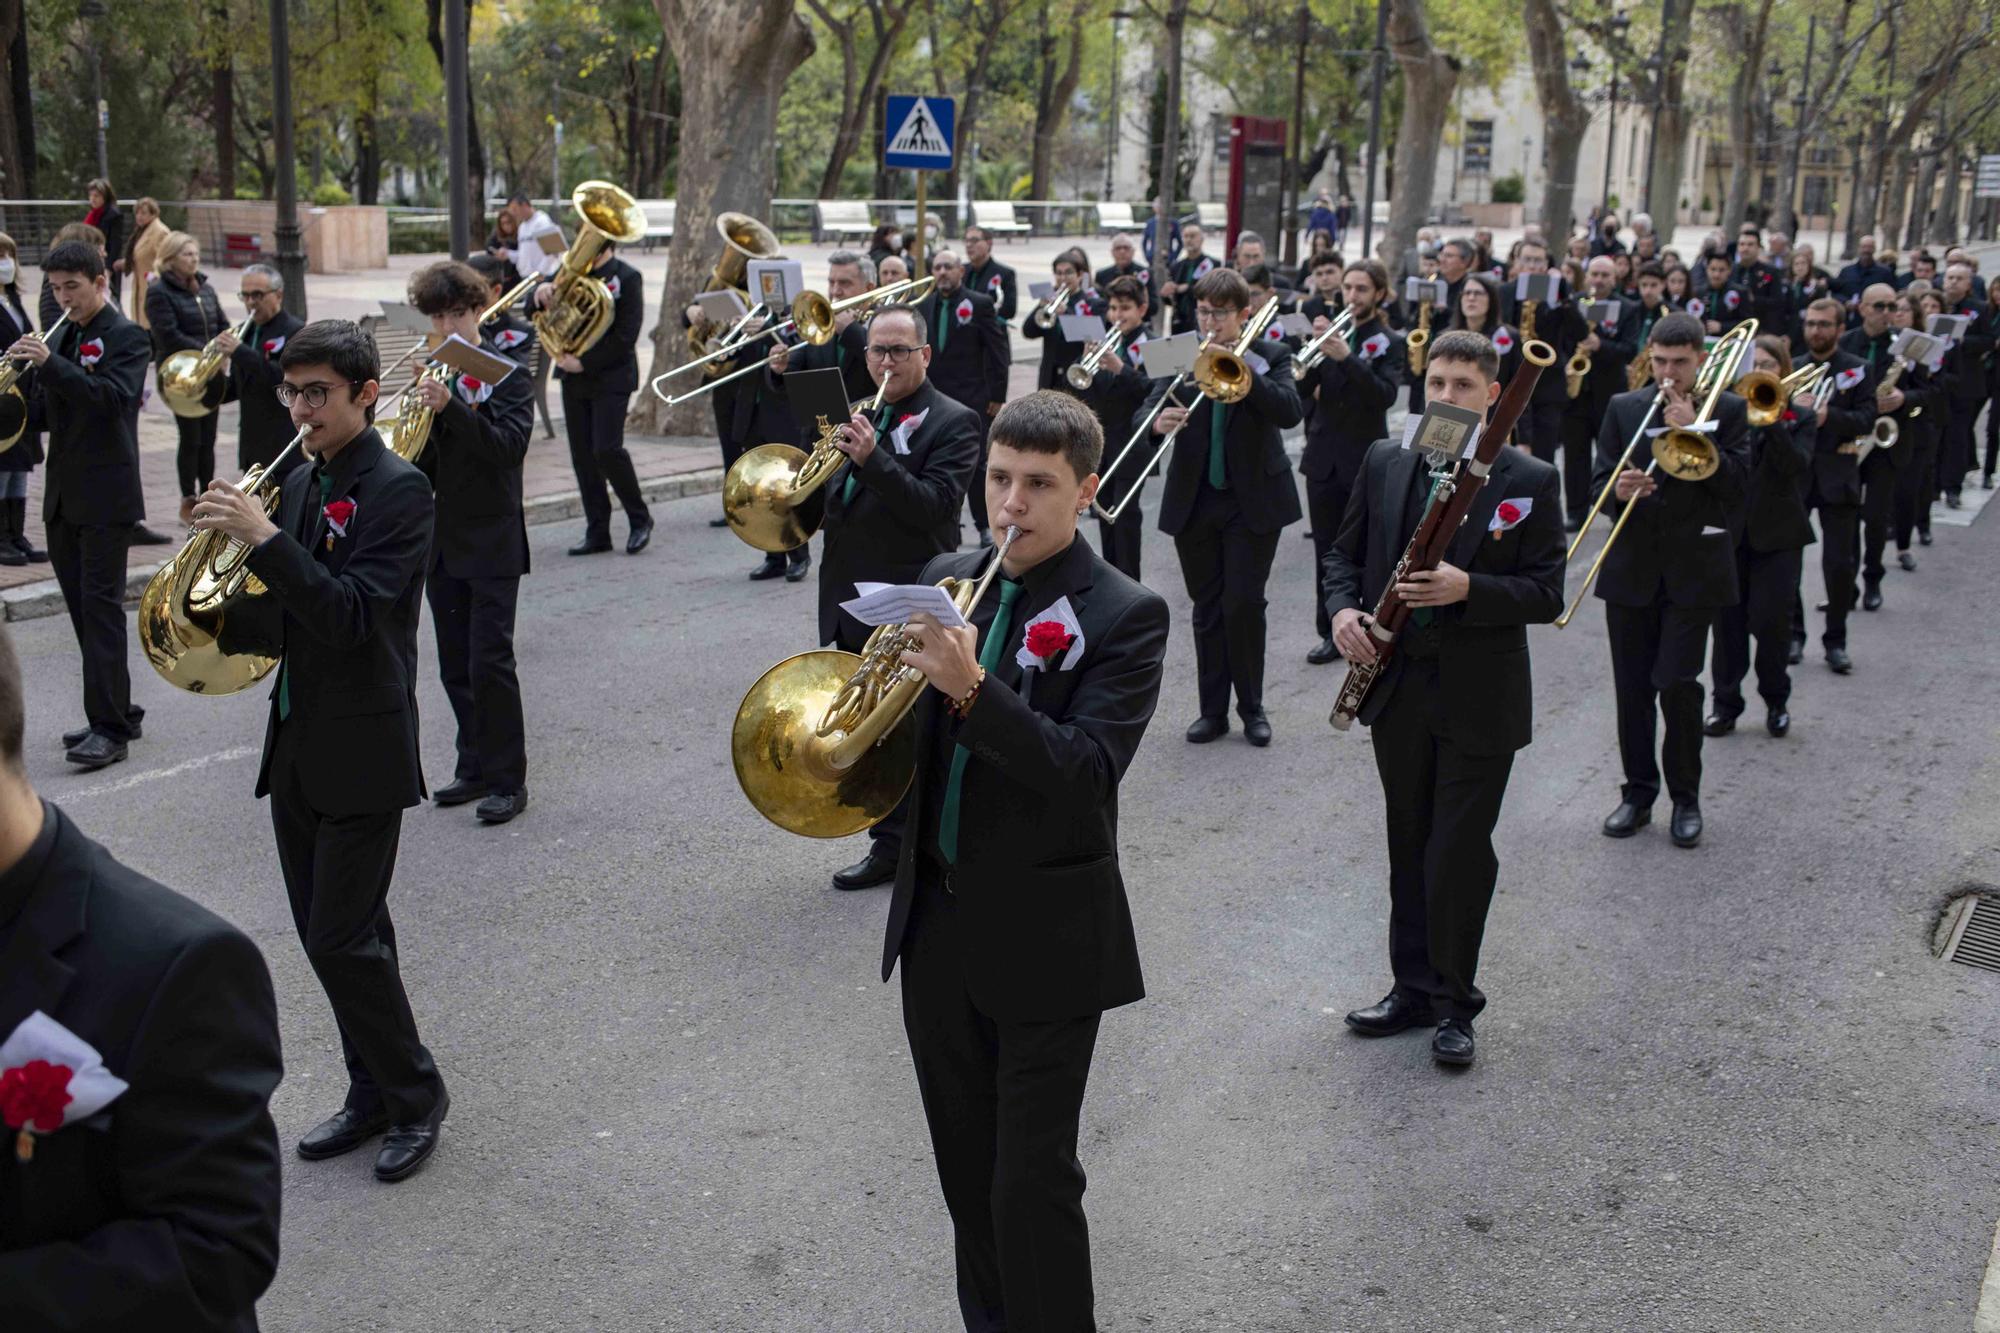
left=1023, top=620, right=1074, bottom=662
left=77, top=338, right=104, bottom=366
left=323, top=497, right=356, bottom=537
left=0, top=1060, right=74, bottom=1135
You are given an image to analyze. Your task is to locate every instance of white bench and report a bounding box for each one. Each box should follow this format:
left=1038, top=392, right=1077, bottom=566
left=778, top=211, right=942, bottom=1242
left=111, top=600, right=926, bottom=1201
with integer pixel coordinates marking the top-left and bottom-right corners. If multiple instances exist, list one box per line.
left=1196, top=202, right=1227, bottom=231
left=1095, top=201, right=1139, bottom=233
left=635, top=199, right=675, bottom=250
left=816, top=200, right=875, bottom=243
left=971, top=200, right=1031, bottom=238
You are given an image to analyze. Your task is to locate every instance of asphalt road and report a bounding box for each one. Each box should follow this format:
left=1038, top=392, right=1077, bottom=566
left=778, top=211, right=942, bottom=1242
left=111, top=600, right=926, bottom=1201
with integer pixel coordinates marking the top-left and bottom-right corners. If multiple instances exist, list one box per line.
left=13, top=463, right=2000, bottom=1332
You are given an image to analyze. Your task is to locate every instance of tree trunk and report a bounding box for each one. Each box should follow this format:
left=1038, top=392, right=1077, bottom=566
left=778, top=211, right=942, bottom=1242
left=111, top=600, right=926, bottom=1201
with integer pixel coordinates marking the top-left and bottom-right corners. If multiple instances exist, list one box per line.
left=812, top=0, right=914, bottom=200
left=1643, top=0, right=1692, bottom=227
left=209, top=5, right=236, bottom=198
left=427, top=0, right=488, bottom=226
left=1381, top=0, right=1459, bottom=269
left=1152, top=0, right=1189, bottom=255
left=1718, top=0, right=1774, bottom=231
left=1029, top=0, right=1086, bottom=200
left=1931, top=145, right=1962, bottom=245
left=0, top=0, right=26, bottom=201
left=1522, top=0, right=1590, bottom=243
left=640, top=0, right=816, bottom=435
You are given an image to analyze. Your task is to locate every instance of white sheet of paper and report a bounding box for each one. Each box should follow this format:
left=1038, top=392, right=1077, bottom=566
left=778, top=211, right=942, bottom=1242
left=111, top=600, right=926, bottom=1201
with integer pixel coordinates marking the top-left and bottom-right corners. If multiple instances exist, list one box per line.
left=1029, top=280, right=1055, bottom=300
left=695, top=289, right=749, bottom=324
left=1279, top=312, right=1314, bottom=338
left=1141, top=332, right=1201, bottom=378
left=841, top=582, right=971, bottom=629
left=432, top=334, right=519, bottom=383
left=746, top=259, right=806, bottom=310
left=1058, top=312, right=1107, bottom=342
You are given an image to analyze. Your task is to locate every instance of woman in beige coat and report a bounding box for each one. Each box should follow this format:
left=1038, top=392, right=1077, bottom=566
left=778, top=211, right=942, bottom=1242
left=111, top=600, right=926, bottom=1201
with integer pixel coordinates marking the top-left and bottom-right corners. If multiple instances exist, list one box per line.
left=120, top=197, right=169, bottom=328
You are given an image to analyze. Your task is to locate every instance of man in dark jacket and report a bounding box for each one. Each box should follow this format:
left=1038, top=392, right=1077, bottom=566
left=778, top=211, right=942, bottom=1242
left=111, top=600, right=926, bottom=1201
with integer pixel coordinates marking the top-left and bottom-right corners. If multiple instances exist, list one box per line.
left=1793, top=298, right=1874, bottom=673
left=1076, top=276, right=1155, bottom=579
left=962, top=227, right=1018, bottom=322
left=216, top=264, right=304, bottom=473
left=914, top=250, right=1010, bottom=546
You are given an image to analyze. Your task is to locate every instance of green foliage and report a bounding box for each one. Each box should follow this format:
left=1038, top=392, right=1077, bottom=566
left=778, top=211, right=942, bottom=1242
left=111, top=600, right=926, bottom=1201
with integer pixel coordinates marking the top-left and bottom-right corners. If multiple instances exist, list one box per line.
left=1491, top=172, right=1525, bottom=204
left=310, top=181, right=354, bottom=207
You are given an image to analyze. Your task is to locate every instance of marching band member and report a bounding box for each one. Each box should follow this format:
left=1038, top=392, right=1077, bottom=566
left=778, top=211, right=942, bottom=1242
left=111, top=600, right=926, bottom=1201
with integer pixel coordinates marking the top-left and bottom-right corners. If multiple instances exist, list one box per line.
left=1593, top=313, right=1750, bottom=850
left=1434, top=238, right=1475, bottom=314
left=0, top=234, right=44, bottom=567
left=1448, top=274, right=1523, bottom=386
left=1895, top=248, right=1937, bottom=291
left=1706, top=335, right=1813, bottom=739
left=407, top=260, right=536, bottom=825
left=1631, top=262, right=1674, bottom=343
left=821, top=304, right=981, bottom=891
left=962, top=226, right=1018, bottom=321
left=681, top=292, right=756, bottom=530
left=8, top=240, right=150, bottom=770
left=1094, top=232, right=1149, bottom=295
left=885, top=389, right=1167, bottom=1333
left=470, top=253, right=538, bottom=363
left=915, top=249, right=1011, bottom=548
left=1689, top=252, right=1748, bottom=336
left=878, top=254, right=912, bottom=287
left=1837, top=283, right=1933, bottom=614
left=1022, top=247, right=1097, bottom=391
left=1938, top=259, right=1992, bottom=506
left=1160, top=221, right=1217, bottom=334
left=1561, top=256, right=1640, bottom=531
left=1147, top=267, right=1303, bottom=747
left=1326, top=330, right=1563, bottom=1068
left=1888, top=291, right=1947, bottom=568
left=1792, top=298, right=1874, bottom=674
left=215, top=263, right=304, bottom=473
left=1983, top=275, right=2000, bottom=490
left=191, top=320, right=452, bottom=1182
left=145, top=232, right=229, bottom=525
left=1731, top=229, right=1786, bottom=331
left=1502, top=239, right=1586, bottom=477
left=1076, top=275, right=1153, bottom=579
left=1301, top=259, right=1404, bottom=666
left=1299, top=252, right=1345, bottom=323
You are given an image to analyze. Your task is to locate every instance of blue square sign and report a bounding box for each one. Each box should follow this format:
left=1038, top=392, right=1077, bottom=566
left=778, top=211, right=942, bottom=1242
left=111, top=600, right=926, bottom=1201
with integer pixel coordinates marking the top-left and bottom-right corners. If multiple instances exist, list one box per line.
left=883, top=95, right=955, bottom=171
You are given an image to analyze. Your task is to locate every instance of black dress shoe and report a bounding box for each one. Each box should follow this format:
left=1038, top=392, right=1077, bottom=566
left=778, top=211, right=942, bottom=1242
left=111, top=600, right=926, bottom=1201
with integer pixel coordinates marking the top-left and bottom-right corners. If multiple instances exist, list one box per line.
left=832, top=850, right=897, bottom=891
left=1703, top=711, right=1737, bottom=737
left=13, top=534, right=46, bottom=563
left=374, top=1089, right=449, bottom=1183
left=568, top=534, right=613, bottom=556
left=784, top=552, right=811, bottom=582
left=0, top=545, right=23, bottom=567
left=1432, top=1018, right=1476, bottom=1067
left=1766, top=707, right=1790, bottom=737
left=1825, top=646, right=1853, bottom=674
left=626, top=519, right=654, bottom=554
left=297, top=1106, right=389, bottom=1160
left=1897, top=550, right=1916, bottom=572
left=748, top=554, right=787, bottom=581
left=129, top=524, right=174, bottom=546
left=62, top=718, right=141, bottom=750
left=1185, top=715, right=1229, bottom=744
left=1985, top=473, right=1995, bottom=490
left=64, top=733, right=127, bottom=770
left=1918, top=529, right=1933, bottom=546
left=1669, top=801, right=1703, bottom=848
left=1306, top=636, right=1339, bottom=665
left=1786, top=639, right=1804, bottom=666
left=1240, top=709, right=1272, bottom=747
left=1862, top=581, right=1882, bottom=611
left=475, top=790, right=528, bottom=824
left=1602, top=800, right=1651, bottom=838
left=708, top=515, right=731, bottom=528
left=433, top=779, right=490, bottom=807
left=1344, top=991, right=1435, bottom=1037
left=1944, top=492, right=1961, bottom=510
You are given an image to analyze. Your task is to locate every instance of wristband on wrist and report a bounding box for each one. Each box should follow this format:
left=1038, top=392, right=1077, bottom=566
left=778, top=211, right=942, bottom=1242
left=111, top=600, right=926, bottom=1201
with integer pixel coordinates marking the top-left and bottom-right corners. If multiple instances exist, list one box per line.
left=948, top=667, right=986, bottom=719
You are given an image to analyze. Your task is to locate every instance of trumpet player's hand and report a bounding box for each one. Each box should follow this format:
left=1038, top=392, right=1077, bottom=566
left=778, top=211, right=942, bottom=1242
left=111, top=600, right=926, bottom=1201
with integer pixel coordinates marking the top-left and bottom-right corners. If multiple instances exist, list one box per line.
left=1153, top=405, right=1188, bottom=436
left=215, top=328, right=242, bottom=356
left=415, top=377, right=451, bottom=412
left=555, top=354, right=583, bottom=374
left=901, top=612, right=982, bottom=701
left=190, top=479, right=278, bottom=547
left=1312, top=314, right=1331, bottom=335
left=1100, top=349, right=1125, bottom=376
left=7, top=335, right=48, bottom=367
left=837, top=412, right=878, bottom=466
left=1325, top=332, right=1350, bottom=362
left=1395, top=562, right=1469, bottom=608
left=1661, top=383, right=1696, bottom=429
left=1878, top=387, right=1905, bottom=414
left=533, top=283, right=555, bottom=310
left=1614, top=466, right=1657, bottom=501
left=1332, top=608, right=1378, bottom=664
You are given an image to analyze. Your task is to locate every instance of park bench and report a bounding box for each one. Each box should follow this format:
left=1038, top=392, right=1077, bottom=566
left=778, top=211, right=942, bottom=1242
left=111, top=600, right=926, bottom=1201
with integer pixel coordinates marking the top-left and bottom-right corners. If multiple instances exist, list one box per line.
left=970, top=200, right=1030, bottom=238
left=1196, top=202, right=1226, bottom=231
left=1094, top=201, right=1138, bottom=234
left=815, top=200, right=875, bottom=243
left=634, top=199, right=675, bottom=251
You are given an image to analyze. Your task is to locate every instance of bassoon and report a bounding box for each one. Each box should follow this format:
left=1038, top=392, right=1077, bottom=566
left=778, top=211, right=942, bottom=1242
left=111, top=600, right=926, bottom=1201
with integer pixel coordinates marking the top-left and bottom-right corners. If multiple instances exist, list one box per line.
left=1328, top=337, right=1557, bottom=730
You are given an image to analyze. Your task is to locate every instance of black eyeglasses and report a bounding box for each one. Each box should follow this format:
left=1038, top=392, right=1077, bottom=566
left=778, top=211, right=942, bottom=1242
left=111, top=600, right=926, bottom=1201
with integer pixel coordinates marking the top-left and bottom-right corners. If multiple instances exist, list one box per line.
left=864, top=345, right=919, bottom=363
left=1867, top=301, right=1897, bottom=310
left=274, top=381, right=361, bottom=409
left=238, top=290, right=274, bottom=302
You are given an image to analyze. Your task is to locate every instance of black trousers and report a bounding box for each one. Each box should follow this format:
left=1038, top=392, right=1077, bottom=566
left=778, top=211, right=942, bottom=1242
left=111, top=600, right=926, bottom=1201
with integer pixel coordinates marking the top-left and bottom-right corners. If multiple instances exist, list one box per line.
left=1369, top=655, right=1516, bottom=1021
left=1892, top=436, right=1938, bottom=550
left=1557, top=409, right=1600, bottom=524
left=1517, top=399, right=1564, bottom=467
left=268, top=722, right=443, bottom=1125
left=1304, top=473, right=1351, bottom=639
left=1604, top=599, right=1712, bottom=807
left=835, top=616, right=908, bottom=862
left=1094, top=504, right=1143, bottom=582
left=174, top=411, right=219, bottom=497
left=900, top=873, right=1103, bottom=1333
left=426, top=569, right=527, bottom=792
left=1858, top=456, right=1896, bottom=585
left=1173, top=485, right=1283, bottom=718
left=1983, top=396, right=1998, bottom=479
left=965, top=415, right=994, bottom=532
left=1810, top=498, right=1859, bottom=648
left=561, top=380, right=651, bottom=539
left=47, top=518, right=139, bottom=742
left=1711, top=544, right=1803, bottom=715
left=1940, top=408, right=1976, bottom=495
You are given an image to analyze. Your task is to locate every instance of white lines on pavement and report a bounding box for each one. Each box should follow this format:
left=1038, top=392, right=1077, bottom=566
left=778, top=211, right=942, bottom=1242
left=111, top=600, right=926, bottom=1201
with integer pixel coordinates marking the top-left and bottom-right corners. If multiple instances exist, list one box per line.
left=1977, top=1216, right=2000, bottom=1333
left=62, top=745, right=260, bottom=801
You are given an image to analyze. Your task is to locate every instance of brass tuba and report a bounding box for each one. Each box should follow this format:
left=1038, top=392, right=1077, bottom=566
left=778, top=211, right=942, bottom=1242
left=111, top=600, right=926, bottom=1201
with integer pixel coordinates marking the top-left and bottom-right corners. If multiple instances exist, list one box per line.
left=0, top=311, right=65, bottom=452
left=531, top=181, right=648, bottom=359
left=159, top=318, right=253, bottom=419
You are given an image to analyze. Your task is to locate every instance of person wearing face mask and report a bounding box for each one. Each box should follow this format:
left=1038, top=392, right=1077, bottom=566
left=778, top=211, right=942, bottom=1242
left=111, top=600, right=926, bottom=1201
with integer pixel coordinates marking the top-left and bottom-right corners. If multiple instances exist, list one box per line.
left=213, top=264, right=304, bottom=474
left=145, top=232, right=229, bottom=526
left=190, top=319, right=452, bottom=1184
left=0, top=233, right=46, bottom=567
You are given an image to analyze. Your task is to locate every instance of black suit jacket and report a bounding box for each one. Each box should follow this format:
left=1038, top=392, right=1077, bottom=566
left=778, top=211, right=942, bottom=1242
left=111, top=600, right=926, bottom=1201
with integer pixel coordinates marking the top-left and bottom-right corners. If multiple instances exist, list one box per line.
left=242, top=429, right=433, bottom=814
left=1833, top=261, right=1893, bottom=301
left=0, top=803, right=282, bottom=1333
left=1838, top=327, right=1940, bottom=472
left=38, top=302, right=149, bottom=527
left=222, top=310, right=304, bottom=472
left=547, top=255, right=642, bottom=398
left=1572, top=295, right=1641, bottom=421
left=1591, top=388, right=1751, bottom=609
left=882, top=536, right=1167, bottom=1021
left=1800, top=349, right=1874, bottom=507
left=1323, top=441, right=1563, bottom=754
left=415, top=337, right=534, bottom=579
left=817, top=380, right=982, bottom=646
left=1301, top=316, right=1403, bottom=487
left=964, top=258, right=1019, bottom=322
left=788, top=322, right=874, bottom=405
left=1739, top=415, right=1815, bottom=552
left=916, top=288, right=1010, bottom=415
left=1079, top=330, right=1154, bottom=506
left=1148, top=350, right=1305, bottom=535
left=1022, top=288, right=1100, bottom=391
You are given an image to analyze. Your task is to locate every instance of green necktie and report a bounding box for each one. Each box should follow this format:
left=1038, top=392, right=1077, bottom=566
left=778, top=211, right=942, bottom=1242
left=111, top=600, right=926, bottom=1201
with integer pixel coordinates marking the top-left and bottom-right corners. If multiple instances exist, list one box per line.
left=934, top=300, right=949, bottom=354
left=842, top=405, right=891, bottom=504
left=278, top=471, right=333, bottom=721
left=1207, top=401, right=1229, bottom=489
left=937, top=577, right=1025, bottom=864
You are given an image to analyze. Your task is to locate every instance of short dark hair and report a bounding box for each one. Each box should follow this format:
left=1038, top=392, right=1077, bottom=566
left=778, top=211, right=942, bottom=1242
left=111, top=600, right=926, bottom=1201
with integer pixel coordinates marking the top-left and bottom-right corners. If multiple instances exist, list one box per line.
left=1192, top=267, right=1251, bottom=310
left=43, top=239, right=104, bottom=279
left=1424, top=329, right=1499, bottom=382
left=1704, top=252, right=1732, bottom=271
left=407, top=260, right=490, bottom=316
left=1056, top=246, right=1089, bottom=274
left=1637, top=261, right=1666, bottom=282
left=1239, top=263, right=1274, bottom=290
left=466, top=253, right=512, bottom=288
left=1649, top=311, right=1706, bottom=349
left=1440, top=238, right=1476, bottom=265
left=1104, top=275, right=1148, bottom=309
left=1310, top=252, right=1344, bottom=274
left=989, top=389, right=1102, bottom=481
left=1515, top=239, right=1549, bottom=263
left=869, top=301, right=928, bottom=345
left=1754, top=333, right=1793, bottom=379
left=281, top=320, right=382, bottom=420
left=0, top=622, right=21, bottom=772
left=1343, top=259, right=1389, bottom=295
left=509, top=192, right=533, bottom=207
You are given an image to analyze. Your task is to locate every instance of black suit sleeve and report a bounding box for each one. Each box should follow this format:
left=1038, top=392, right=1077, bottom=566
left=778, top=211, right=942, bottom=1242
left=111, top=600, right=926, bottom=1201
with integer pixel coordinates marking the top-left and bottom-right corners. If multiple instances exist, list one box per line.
left=245, top=466, right=433, bottom=650
left=1824, top=368, right=1875, bottom=445
left=37, top=321, right=148, bottom=422
left=1462, top=465, right=1564, bottom=626
left=996, top=270, right=1019, bottom=322
left=1241, top=352, right=1304, bottom=430
left=1763, top=416, right=1813, bottom=481
left=0, top=930, right=282, bottom=1330
left=1313, top=337, right=1402, bottom=413
left=575, top=269, right=642, bottom=378
left=434, top=372, right=534, bottom=470
left=852, top=408, right=980, bottom=530
left=979, top=305, right=1010, bottom=406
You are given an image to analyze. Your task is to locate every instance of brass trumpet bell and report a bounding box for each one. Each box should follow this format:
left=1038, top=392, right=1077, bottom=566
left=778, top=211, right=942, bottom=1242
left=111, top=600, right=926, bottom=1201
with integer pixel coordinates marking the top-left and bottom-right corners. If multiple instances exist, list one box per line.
left=731, top=650, right=919, bottom=838
left=1734, top=369, right=1786, bottom=427
left=1650, top=429, right=1720, bottom=481
left=722, top=443, right=831, bottom=552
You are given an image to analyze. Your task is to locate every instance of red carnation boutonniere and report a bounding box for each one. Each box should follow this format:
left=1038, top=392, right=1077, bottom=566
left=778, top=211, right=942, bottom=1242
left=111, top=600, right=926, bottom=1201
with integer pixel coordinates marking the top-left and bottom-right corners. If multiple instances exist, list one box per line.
left=262, top=335, right=287, bottom=357
left=604, top=274, right=622, bottom=299
left=456, top=374, right=493, bottom=406
left=956, top=298, right=974, bottom=326
left=77, top=338, right=104, bottom=367
left=323, top=497, right=356, bottom=541
left=0, top=1060, right=73, bottom=1160
left=0, top=1011, right=129, bottom=1162
left=1781, top=408, right=1799, bottom=424
left=1015, top=598, right=1085, bottom=671
left=1024, top=619, right=1074, bottom=662
left=1488, top=496, right=1533, bottom=538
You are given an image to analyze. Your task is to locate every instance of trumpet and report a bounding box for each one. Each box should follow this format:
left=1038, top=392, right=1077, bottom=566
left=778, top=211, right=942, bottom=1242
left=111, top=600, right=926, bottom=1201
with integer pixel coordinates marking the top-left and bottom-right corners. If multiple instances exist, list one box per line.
left=0, top=311, right=66, bottom=452
left=732, top=525, right=1022, bottom=837
left=1065, top=327, right=1128, bottom=391
left=1740, top=361, right=1828, bottom=429
left=1556, top=321, right=1753, bottom=628
left=1407, top=300, right=1434, bottom=375
left=1290, top=308, right=1356, bottom=378
left=1033, top=285, right=1074, bottom=329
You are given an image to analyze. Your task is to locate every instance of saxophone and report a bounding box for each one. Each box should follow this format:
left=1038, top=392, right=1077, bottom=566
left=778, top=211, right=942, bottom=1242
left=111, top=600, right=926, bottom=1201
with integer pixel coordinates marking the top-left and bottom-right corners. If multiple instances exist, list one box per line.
left=1519, top=299, right=1539, bottom=344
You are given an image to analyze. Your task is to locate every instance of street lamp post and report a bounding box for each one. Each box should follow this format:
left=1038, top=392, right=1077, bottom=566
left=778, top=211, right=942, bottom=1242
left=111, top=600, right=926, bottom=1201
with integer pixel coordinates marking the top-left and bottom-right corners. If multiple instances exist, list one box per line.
left=1282, top=0, right=1311, bottom=265
left=1361, top=0, right=1387, bottom=262
left=1106, top=13, right=1130, bottom=203
left=1602, top=12, right=1629, bottom=208
left=78, top=1, right=110, bottom=181
left=269, top=0, right=306, bottom=318
left=1641, top=41, right=1665, bottom=213
left=548, top=42, right=564, bottom=207
left=443, top=0, right=470, bottom=259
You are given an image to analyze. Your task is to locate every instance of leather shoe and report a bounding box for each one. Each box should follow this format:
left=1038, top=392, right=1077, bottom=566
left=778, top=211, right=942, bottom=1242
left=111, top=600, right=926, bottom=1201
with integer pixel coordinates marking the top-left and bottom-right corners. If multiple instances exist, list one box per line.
left=1241, top=709, right=1272, bottom=747
left=1897, top=551, right=1916, bottom=572
left=1862, top=581, right=1882, bottom=611
left=1825, top=646, right=1853, bottom=674
left=63, top=718, right=141, bottom=749
left=1344, top=991, right=1435, bottom=1037
left=1601, top=800, right=1651, bottom=838
left=1786, top=639, right=1804, bottom=666
left=1766, top=708, right=1790, bottom=737
left=0, top=544, right=23, bottom=567
left=1185, top=715, right=1229, bottom=744
left=708, top=514, right=731, bottom=528
left=1918, top=529, right=1933, bottom=546
left=1944, top=492, right=1961, bottom=510
left=625, top=519, right=654, bottom=554
left=1306, top=636, right=1339, bottom=665
left=433, top=779, right=489, bottom=807
left=475, top=790, right=528, bottom=824
left=748, top=554, right=787, bottom=581
left=1703, top=711, right=1737, bottom=737
left=784, top=552, right=811, bottom=582
left=1670, top=801, right=1703, bottom=848
left=129, top=524, right=175, bottom=546
left=64, top=733, right=126, bottom=770
left=297, top=1106, right=389, bottom=1160
left=374, top=1089, right=449, bottom=1182
left=831, top=850, right=897, bottom=891
left=567, top=534, right=613, bottom=556
left=1432, top=1018, right=1476, bottom=1067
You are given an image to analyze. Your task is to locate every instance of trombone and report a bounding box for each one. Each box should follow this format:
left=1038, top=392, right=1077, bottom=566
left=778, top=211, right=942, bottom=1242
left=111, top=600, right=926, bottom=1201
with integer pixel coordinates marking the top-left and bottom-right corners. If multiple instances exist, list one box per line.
left=1290, top=307, right=1356, bottom=378
left=0, top=310, right=66, bottom=452
left=1556, top=321, right=1754, bottom=628
left=1065, top=326, right=1128, bottom=391
left=1091, top=296, right=1281, bottom=524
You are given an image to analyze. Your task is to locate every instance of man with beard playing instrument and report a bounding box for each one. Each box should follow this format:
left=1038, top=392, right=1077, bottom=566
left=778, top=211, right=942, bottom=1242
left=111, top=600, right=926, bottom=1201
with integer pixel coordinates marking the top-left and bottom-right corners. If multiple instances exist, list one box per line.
left=1791, top=297, right=1874, bottom=675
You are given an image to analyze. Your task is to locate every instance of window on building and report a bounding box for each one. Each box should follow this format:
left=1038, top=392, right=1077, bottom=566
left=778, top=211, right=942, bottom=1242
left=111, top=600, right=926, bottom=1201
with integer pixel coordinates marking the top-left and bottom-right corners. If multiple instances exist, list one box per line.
left=1463, top=120, right=1493, bottom=176
left=1802, top=175, right=1831, bottom=217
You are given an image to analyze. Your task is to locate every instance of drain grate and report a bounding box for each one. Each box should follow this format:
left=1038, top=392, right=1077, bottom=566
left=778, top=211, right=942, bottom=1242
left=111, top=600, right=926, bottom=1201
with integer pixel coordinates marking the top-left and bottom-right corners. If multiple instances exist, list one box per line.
left=1937, top=892, right=2000, bottom=973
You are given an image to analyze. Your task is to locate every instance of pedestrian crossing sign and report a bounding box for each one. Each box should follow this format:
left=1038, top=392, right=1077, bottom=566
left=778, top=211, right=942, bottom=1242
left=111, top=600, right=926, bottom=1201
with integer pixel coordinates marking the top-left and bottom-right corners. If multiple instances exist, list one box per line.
left=884, top=95, right=955, bottom=170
